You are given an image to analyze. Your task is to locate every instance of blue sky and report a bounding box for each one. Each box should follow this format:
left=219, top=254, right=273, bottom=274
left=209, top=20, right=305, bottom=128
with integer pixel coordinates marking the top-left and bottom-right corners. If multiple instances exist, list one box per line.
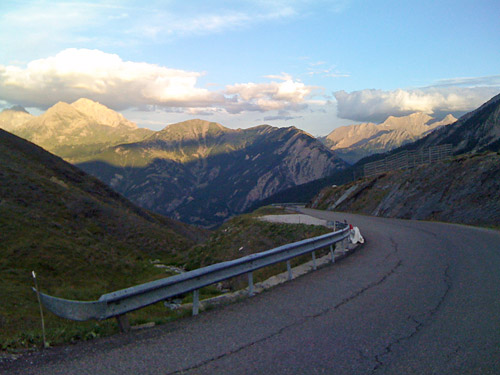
left=1, top=0, right=499, bottom=135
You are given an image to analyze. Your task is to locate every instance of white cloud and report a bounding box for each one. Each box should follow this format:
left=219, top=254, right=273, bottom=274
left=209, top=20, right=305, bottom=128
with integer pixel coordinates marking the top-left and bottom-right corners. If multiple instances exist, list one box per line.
left=334, top=85, right=500, bottom=123
left=225, top=76, right=314, bottom=113
left=306, top=64, right=350, bottom=79
left=0, top=48, right=316, bottom=115
left=0, top=48, right=223, bottom=110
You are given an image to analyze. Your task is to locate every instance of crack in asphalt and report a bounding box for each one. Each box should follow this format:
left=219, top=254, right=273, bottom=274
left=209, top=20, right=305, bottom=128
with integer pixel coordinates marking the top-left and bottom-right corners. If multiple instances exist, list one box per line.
left=371, top=264, right=452, bottom=373
left=382, top=237, right=399, bottom=261
left=167, top=260, right=403, bottom=374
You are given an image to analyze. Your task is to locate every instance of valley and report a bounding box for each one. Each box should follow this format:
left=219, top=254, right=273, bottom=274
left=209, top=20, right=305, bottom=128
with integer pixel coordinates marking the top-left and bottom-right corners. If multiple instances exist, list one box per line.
left=0, top=129, right=333, bottom=349
left=0, top=101, right=346, bottom=226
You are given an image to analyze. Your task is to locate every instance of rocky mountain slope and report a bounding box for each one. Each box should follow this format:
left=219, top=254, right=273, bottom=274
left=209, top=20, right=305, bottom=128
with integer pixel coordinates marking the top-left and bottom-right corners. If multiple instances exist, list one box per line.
left=404, top=92, right=500, bottom=154
left=1, top=99, right=346, bottom=226
left=79, top=119, right=347, bottom=226
left=256, top=92, right=500, bottom=213
left=1, top=99, right=153, bottom=162
left=309, top=152, right=500, bottom=227
left=0, top=106, right=34, bottom=132
left=0, top=128, right=205, bottom=348
left=323, top=112, right=456, bottom=163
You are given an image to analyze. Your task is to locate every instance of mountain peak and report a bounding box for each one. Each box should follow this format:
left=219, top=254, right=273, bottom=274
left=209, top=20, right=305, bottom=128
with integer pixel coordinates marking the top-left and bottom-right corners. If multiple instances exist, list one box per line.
left=382, top=112, right=434, bottom=130
left=0, top=105, right=34, bottom=132
left=154, top=119, right=231, bottom=141
left=44, top=101, right=79, bottom=116
left=324, top=112, right=457, bottom=164
left=71, top=98, right=137, bottom=129
left=5, top=105, right=29, bottom=114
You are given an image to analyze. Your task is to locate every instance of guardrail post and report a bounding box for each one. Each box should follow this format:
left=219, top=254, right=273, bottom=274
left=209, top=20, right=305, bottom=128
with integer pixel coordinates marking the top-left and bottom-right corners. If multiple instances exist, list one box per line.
left=192, top=290, right=200, bottom=316
left=287, top=260, right=292, bottom=281
left=116, top=314, right=130, bottom=333
left=248, top=272, right=254, bottom=296
left=312, top=251, right=317, bottom=270
left=330, top=244, right=335, bottom=263
left=35, top=227, right=351, bottom=324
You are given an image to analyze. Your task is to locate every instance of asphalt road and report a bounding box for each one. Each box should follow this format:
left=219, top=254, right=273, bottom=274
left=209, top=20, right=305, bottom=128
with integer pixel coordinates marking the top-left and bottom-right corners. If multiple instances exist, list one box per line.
left=2, top=209, right=500, bottom=374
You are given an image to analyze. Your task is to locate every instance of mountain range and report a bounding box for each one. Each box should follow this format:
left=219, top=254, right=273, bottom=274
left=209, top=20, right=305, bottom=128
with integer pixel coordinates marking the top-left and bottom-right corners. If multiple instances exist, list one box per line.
left=0, top=98, right=153, bottom=163
left=404, top=92, right=500, bottom=155
left=308, top=92, right=500, bottom=226
left=253, top=92, right=500, bottom=208
left=0, top=100, right=346, bottom=226
left=79, top=120, right=346, bottom=226
left=323, top=112, right=457, bottom=164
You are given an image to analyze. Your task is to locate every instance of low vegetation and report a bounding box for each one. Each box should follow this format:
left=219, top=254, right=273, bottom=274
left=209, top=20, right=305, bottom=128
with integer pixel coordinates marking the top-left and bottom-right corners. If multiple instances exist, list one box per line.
left=0, top=130, right=204, bottom=350
left=185, top=206, right=331, bottom=290
left=0, top=130, right=333, bottom=351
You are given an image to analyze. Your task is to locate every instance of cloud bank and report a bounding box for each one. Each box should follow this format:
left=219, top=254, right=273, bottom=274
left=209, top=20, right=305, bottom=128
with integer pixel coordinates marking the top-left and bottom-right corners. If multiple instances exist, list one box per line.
left=0, top=48, right=315, bottom=115
left=335, top=85, right=500, bottom=123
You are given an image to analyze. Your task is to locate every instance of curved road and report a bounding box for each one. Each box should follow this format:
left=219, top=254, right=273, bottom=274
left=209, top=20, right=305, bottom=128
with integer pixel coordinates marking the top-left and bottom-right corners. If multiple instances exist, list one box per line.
left=2, top=209, right=500, bottom=374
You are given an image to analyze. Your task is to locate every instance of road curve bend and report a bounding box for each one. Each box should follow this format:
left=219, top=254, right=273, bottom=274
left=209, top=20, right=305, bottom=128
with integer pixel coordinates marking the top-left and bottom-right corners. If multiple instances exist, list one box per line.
left=2, top=209, right=500, bottom=374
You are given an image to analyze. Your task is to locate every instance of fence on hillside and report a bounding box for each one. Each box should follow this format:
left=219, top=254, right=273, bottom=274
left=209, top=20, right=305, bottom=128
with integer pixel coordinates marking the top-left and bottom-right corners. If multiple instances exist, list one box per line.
left=363, top=144, right=452, bottom=178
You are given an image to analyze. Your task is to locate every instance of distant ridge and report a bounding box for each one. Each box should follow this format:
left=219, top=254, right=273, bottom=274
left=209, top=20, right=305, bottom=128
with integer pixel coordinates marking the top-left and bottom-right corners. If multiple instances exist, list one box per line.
left=0, top=98, right=153, bottom=162
left=323, top=112, right=457, bottom=163
left=78, top=119, right=347, bottom=226
left=0, top=99, right=346, bottom=226
left=251, top=93, right=500, bottom=209
left=0, top=105, right=34, bottom=132
left=407, top=92, right=500, bottom=154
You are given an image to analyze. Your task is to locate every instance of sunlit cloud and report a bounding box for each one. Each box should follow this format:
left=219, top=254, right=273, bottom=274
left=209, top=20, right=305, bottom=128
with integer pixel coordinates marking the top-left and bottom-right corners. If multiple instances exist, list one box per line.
left=0, top=48, right=316, bottom=115
left=225, top=75, right=314, bottom=113
left=0, top=48, right=222, bottom=110
left=334, top=84, right=500, bottom=123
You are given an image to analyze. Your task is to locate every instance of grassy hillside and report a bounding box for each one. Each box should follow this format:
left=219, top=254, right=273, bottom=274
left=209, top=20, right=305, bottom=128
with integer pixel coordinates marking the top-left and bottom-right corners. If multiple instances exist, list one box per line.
left=0, top=129, right=206, bottom=349
left=185, top=206, right=331, bottom=290
left=0, top=129, right=334, bottom=351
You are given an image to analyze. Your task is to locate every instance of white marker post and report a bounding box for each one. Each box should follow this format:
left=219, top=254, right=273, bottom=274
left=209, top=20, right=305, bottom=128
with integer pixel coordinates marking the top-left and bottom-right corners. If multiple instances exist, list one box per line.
left=32, top=271, right=48, bottom=348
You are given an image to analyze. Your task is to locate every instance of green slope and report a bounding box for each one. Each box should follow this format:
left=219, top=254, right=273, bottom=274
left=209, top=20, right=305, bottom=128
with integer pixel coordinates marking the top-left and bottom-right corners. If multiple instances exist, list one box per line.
left=0, top=129, right=205, bottom=349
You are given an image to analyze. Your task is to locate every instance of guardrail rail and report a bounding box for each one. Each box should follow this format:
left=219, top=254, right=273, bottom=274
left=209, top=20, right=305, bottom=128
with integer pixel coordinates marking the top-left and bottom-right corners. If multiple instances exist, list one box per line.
left=35, top=221, right=351, bottom=332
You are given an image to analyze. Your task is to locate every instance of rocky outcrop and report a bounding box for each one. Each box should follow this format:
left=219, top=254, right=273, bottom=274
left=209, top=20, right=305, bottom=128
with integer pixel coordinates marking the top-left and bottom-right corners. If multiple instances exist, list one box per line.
left=309, top=152, right=500, bottom=227
left=324, top=112, right=457, bottom=164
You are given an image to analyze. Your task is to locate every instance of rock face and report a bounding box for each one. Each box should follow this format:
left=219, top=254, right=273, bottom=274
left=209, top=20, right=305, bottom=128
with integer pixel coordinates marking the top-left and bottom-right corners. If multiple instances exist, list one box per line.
left=1, top=99, right=152, bottom=162
left=79, top=120, right=347, bottom=226
left=309, top=152, right=500, bottom=227
left=324, top=112, right=457, bottom=164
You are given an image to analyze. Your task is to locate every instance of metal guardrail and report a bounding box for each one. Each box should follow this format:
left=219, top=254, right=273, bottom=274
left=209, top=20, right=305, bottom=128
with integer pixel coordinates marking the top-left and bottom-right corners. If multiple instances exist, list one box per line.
left=35, top=222, right=350, bottom=331
left=364, top=144, right=452, bottom=177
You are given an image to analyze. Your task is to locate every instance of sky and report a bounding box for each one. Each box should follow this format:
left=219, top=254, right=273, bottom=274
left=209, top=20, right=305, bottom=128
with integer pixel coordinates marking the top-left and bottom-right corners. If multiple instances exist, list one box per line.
left=0, top=0, right=499, bottom=136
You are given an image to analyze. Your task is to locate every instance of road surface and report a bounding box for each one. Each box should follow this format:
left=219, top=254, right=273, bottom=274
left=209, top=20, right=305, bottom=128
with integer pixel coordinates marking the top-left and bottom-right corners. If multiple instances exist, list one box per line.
left=2, top=209, right=499, bottom=374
